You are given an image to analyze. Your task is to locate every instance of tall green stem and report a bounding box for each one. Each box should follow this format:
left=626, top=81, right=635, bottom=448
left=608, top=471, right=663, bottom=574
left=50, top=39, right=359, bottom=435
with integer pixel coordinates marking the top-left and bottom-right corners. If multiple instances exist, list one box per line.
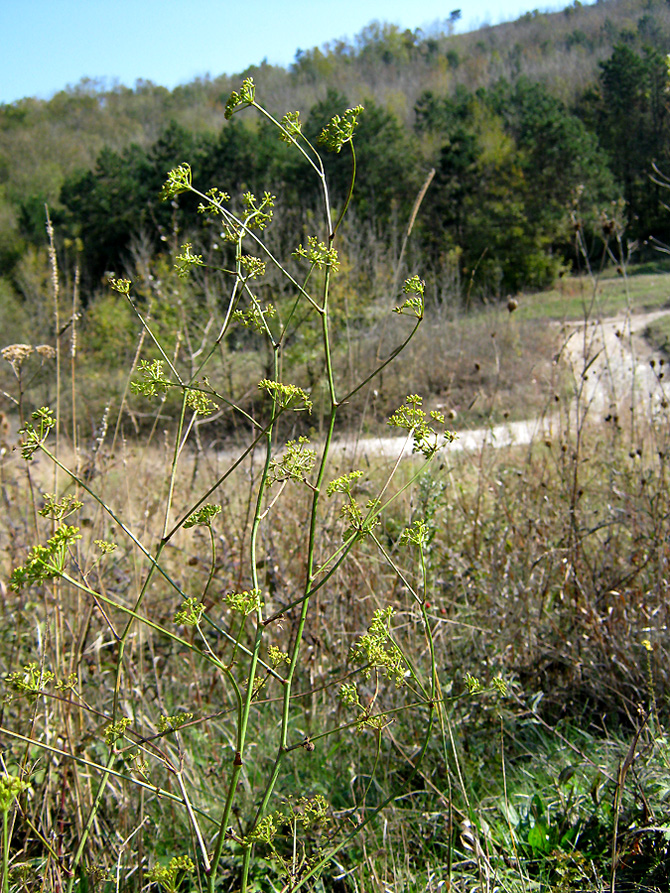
left=244, top=163, right=341, bottom=857
left=208, top=347, right=280, bottom=890
left=2, top=809, right=9, bottom=893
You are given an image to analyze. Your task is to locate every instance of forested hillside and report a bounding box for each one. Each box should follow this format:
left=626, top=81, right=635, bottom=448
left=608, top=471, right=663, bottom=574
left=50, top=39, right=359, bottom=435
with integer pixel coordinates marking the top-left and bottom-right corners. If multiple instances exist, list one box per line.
left=2, top=0, right=670, bottom=325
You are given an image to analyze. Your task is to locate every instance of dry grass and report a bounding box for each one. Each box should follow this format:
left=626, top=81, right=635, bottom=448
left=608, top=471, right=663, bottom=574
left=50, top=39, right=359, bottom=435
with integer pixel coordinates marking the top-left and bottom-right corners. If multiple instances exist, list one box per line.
left=2, top=270, right=670, bottom=891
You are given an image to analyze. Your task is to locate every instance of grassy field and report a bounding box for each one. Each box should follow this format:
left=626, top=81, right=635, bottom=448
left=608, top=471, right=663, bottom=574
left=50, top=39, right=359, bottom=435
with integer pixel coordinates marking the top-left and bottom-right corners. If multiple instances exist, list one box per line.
left=516, top=266, right=670, bottom=321
left=2, top=261, right=670, bottom=892
left=2, top=85, right=670, bottom=890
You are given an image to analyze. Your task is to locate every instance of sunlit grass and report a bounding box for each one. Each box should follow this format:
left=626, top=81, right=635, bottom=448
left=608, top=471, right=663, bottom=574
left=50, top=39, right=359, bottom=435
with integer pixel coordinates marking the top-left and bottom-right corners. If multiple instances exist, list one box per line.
left=516, top=269, right=670, bottom=321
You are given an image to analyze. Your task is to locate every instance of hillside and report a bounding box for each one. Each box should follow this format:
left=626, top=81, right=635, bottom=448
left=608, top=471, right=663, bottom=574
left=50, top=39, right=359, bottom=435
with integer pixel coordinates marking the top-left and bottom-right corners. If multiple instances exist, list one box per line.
left=2, top=83, right=670, bottom=891
left=1, top=0, right=670, bottom=329
left=3, top=10, right=670, bottom=890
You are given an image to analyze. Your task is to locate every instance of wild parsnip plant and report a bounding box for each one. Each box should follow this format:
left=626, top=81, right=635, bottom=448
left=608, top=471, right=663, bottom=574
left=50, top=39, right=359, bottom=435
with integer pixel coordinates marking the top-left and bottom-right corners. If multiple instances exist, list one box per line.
left=1, top=80, right=455, bottom=892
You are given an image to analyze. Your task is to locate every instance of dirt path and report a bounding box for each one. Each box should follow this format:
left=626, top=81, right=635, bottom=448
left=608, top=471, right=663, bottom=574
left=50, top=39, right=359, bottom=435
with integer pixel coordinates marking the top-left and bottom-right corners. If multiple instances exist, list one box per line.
left=329, top=308, right=670, bottom=464
left=559, top=309, right=668, bottom=413
left=4, top=309, right=667, bottom=472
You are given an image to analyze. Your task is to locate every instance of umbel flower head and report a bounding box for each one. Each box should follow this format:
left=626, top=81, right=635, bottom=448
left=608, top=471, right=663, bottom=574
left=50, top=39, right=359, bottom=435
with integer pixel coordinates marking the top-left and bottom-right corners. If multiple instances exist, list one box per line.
left=318, top=105, right=364, bottom=152
left=224, top=77, right=256, bottom=119
left=1, top=344, right=33, bottom=373
left=1, top=343, right=56, bottom=379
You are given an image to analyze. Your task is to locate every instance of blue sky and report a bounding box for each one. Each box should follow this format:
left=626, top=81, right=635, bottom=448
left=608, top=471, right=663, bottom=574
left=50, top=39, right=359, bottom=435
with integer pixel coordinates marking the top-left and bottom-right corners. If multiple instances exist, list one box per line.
left=2, top=0, right=572, bottom=105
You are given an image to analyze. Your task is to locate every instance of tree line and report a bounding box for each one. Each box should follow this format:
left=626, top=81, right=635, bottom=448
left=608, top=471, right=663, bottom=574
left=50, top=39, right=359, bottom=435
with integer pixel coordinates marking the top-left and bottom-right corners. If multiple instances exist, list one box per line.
left=2, top=0, right=670, bottom=309
left=53, top=42, right=670, bottom=299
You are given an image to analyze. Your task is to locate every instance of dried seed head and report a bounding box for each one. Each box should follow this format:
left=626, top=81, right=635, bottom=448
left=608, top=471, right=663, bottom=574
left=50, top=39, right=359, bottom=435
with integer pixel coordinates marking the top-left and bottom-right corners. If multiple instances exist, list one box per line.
left=1, top=344, right=34, bottom=373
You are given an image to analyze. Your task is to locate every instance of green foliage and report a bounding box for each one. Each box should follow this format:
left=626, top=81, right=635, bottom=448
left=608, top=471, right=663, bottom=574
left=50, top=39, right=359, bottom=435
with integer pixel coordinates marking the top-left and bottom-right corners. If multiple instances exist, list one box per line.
left=318, top=104, right=364, bottom=152
left=293, top=236, right=340, bottom=270
left=304, top=91, right=418, bottom=226
left=173, top=241, right=204, bottom=278
left=6, top=26, right=670, bottom=893
left=5, top=663, right=55, bottom=702
left=173, top=599, right=205, bottom=626
left=224, top=588, right=263, bottom=615
left=258, top=379, right=312, bottom=412
left=417, top=79, right=615, bottom=293
left=0, top=775, right=29, bottom=813
left=349, top=606, right=408, bottom=685
left=130, top=359, right=171, bottom=398
left=60, top=144, right=153, bottom=277
left=388, top=394, right=452, bottom=457
left=60, top=123, right=199, bottom=281
left=9, top=524, right=81, bottom=590
left=394, top=275, right=425, bottom=318
left=8, top=15, right=657, bottom=301
left=590, top=43, right=670, bottom=242
left=267, top=437, right=316, bottom=485
left=224, top=77, right=256, bottom=119
left=0, top=278, right=30, bottom=343
left=145, top=855, right=194, bottom=893
left=183, top=504, right=221, bottom=528
left=17, top=406, right=55, bottom=459
left=78, top=286, right=139, bottom=401
left=0, top=186, right=25, bottom=271
left=2, top=0, right=670, bottom=299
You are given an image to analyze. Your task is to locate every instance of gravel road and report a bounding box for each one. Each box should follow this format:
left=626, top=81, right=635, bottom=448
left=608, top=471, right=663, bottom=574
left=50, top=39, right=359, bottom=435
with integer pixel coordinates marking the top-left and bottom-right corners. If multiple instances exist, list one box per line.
left=328, top=307, right=670, bottom=464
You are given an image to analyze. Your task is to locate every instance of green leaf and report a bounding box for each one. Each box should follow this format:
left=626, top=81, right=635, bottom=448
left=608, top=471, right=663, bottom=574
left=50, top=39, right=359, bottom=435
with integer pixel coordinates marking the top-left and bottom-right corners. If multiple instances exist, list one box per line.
left=527, top=821, right=551, bottom=854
